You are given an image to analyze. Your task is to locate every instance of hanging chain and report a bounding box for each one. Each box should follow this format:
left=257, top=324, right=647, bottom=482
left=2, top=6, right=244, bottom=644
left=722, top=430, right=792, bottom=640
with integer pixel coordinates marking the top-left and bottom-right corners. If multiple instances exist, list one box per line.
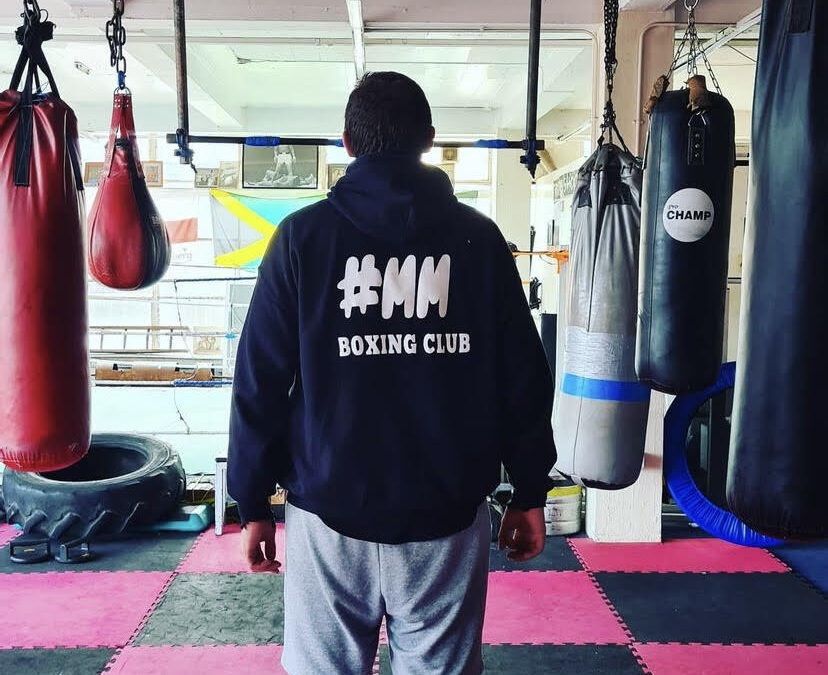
left=601, top=0, right=620, bottom=142
left=106, top=0, right=127, bottom=89
left=667, top=0, right=722, bottom=94
left=698, top=37, right=722, bottom=95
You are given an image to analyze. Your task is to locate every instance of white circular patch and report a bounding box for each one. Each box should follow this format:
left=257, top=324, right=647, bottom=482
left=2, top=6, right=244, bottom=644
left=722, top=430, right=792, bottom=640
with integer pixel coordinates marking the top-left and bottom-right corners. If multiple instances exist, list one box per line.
left=662, top=188, right=715, bottom=242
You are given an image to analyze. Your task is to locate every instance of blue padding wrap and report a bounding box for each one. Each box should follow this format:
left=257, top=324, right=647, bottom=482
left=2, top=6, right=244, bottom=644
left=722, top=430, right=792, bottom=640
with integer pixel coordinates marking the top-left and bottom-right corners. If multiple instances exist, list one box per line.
left=245, top=136, right=282, bottom=146
left=663, top=362, right=783, bottom=548
left=335, top=138, right=344, bottom=147
left=561, top=374, right=651, bottom=402
left=474, top=139, right=510, bottom=149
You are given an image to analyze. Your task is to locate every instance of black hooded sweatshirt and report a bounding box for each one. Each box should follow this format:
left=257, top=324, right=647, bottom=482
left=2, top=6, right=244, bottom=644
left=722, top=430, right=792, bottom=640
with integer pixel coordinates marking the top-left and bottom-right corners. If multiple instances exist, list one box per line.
left=228, top=152, right=556, bottom=544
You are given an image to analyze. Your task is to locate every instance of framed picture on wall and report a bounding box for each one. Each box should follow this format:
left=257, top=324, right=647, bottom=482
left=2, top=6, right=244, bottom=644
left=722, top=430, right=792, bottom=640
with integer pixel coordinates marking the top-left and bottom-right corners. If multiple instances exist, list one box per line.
left=194, top=168, right=221, bottom=189
left=143, top=161, right=164, bottom=188
left=218, top=161, right=240, bottom=189
left=83, top=162, right=105, bottom=187
left=441, top=147, right=458, bottom=163
left=242, top=144, right=319, bottom=189
left=327, top=163, right=347, bottom=189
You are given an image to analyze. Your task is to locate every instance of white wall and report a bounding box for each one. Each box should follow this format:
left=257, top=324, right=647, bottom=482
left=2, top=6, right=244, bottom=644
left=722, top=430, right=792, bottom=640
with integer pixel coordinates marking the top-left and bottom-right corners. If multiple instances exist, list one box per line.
left=493, top=132, right=533, bottom=279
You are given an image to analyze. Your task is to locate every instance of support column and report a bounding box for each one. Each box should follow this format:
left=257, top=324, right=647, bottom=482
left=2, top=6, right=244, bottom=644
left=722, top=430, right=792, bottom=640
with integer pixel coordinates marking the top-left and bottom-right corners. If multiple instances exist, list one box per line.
left=585, top=9, right=674, bottom=543
left=493, top=129, right=532, bottom=279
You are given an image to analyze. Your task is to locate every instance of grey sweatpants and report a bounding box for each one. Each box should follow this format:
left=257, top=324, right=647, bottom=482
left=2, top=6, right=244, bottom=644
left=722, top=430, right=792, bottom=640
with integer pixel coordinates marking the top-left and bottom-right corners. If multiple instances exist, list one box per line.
left=282, top=501, right=491, bottom=675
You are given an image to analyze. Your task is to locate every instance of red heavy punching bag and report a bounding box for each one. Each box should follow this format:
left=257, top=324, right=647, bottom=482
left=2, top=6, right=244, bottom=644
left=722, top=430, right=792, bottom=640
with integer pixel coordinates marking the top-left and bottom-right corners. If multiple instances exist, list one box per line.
left=0, top=13, right=90, bottom=471
left=88, top=91, right=170, bottom=290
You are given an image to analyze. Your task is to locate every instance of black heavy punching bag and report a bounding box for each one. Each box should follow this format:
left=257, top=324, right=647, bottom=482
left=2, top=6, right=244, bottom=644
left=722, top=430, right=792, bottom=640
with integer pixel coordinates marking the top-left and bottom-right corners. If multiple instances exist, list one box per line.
left=728, top=0, right=827, bottom=540
left=637, top=78, right=735, bottom=394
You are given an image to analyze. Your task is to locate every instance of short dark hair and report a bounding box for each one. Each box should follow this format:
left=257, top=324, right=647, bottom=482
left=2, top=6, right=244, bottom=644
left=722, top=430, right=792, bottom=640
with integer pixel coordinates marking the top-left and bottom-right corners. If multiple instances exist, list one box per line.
left=344, top=71, right=433, bottom=157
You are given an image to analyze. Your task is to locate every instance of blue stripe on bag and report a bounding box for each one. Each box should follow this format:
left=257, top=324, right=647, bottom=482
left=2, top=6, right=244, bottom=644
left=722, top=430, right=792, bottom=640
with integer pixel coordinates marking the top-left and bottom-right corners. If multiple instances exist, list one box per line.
left=562, top=373, right=650, bottom=402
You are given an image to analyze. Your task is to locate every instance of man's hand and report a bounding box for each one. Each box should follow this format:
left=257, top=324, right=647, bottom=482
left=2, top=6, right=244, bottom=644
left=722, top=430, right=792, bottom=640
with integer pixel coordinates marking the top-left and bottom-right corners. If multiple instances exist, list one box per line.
left=498, top=506, right=546, bottom=562
left=241, top=520, right=282, bottom=573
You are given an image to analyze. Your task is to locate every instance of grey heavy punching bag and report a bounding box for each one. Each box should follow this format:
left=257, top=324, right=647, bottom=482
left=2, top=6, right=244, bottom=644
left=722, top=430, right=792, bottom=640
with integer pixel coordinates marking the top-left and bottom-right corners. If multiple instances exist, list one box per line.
left=728, top=0, right=827, bottom=540
left=553, top=141, right=650, bottom=489
left=636, top=77, right=735, bottom=394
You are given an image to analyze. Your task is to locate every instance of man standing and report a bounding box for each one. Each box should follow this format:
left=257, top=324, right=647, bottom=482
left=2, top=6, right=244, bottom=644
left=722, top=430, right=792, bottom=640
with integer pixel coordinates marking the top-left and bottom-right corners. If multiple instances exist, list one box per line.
left=228, top=72, right=556, bottom=675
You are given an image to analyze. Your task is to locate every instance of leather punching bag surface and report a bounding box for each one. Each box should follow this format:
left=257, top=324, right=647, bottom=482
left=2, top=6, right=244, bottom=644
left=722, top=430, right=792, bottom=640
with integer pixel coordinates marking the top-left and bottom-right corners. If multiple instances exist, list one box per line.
left=88, top=92, right=170, bottom=290
left=637, top=88, right=735, bottom=394
left=0, top=19, right=90, bottom=471
left=728, top=0, right=827, bottom=540
left=553, top=143, right=650, bottom=489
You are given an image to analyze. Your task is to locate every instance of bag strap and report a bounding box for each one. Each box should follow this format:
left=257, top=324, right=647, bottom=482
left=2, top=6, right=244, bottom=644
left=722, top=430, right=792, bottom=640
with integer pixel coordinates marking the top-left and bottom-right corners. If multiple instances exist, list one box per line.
left=103, top=91, right=144, bottom=179
left=10, top=19, right=60, bottom=100
left=12, top=13, right=60, bottom=186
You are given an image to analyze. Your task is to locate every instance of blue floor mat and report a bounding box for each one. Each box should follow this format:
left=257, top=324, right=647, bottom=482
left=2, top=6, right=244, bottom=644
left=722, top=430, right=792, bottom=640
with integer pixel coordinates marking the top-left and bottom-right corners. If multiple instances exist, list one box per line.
left=773, top=540, right=828, bottom=595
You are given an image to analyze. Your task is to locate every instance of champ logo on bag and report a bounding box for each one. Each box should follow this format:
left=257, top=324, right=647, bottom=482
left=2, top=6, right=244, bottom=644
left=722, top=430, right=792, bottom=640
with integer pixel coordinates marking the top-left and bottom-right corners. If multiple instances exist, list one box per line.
left=662, top=188, right=715, bottom=242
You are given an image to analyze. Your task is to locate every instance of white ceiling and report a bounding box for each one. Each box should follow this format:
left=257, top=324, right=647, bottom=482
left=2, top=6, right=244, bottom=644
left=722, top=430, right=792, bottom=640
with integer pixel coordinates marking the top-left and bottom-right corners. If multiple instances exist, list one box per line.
left=0, top=1, right=759, bottom=27
left=0, top=18, right=597, bottom=136
left=0, top=1, right=759, bottom=141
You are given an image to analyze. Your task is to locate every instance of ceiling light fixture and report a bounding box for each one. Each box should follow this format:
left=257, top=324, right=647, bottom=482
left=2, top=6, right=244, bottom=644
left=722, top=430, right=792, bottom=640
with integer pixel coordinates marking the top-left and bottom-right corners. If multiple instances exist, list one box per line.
left=74, top=60, right=92, bottom=75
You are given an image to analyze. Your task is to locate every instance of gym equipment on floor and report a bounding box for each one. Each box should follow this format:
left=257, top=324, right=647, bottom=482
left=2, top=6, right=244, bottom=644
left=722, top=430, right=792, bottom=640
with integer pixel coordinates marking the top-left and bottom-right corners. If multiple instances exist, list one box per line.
left=663, top=362, right=781, bottom=548
left=3, top=434, right=185, bottom=552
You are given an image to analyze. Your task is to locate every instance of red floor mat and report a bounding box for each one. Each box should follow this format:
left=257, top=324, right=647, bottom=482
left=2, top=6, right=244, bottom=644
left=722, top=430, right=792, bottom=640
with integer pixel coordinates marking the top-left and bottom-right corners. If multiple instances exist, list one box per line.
left=570, top=538, right=788, bottom=574
left=635, top=643, right=828, bottom=675
left=106, top=645, right=286, bottom=674
left=0, top=571, right=171, bottom=649
left=482, top=571, right=629, bottom=645
left=179, top=524, right=286, bottom=574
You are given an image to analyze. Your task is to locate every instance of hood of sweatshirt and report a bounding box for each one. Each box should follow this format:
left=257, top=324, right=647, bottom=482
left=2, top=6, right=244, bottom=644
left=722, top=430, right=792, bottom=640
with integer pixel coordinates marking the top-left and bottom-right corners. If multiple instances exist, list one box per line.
left=327, top=152, right=456, bottom=242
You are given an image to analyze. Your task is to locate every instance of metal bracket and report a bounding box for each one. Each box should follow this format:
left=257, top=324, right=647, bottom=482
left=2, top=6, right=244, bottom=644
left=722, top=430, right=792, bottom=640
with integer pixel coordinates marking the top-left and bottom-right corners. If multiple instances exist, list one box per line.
left=54, top=537, right=93, bottom=564
left=9, top=534, right=51, bottom=564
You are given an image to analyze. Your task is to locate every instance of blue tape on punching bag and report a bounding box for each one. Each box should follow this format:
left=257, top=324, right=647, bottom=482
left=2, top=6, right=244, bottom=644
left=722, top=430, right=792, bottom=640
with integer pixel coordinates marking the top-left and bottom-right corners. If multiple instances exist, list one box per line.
left=561, top=374, right=650, bottom=403
left=664, top=362, right=782, bottom=548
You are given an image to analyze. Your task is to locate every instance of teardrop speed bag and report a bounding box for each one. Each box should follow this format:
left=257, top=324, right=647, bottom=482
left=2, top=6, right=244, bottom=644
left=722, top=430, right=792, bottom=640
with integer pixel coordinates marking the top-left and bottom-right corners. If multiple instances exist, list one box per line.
left=0, top=15, right=90, bottom=472
left=88, top=91, right=170, bottom=290
left=553, top=142, right=651, bottom=489
left=728, top=0, right=827, bottom=540
left=637, top=89, right=735, bottom=394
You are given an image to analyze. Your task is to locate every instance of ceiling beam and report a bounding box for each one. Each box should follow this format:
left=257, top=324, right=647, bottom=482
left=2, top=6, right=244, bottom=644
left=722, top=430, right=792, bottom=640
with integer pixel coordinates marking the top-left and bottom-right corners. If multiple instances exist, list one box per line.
left=672, top=6, right=762, bottom=72
left=677, top=0, right=762, bottom=24
left=345, top=0, right=366, bottom=78
left=619, top=0, right=676, bottom=10
left=126, top=42, right=244, bottom=129
left=44, top=0, right=606, bottom=25
left=57, top=0, right=348, bottom=22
